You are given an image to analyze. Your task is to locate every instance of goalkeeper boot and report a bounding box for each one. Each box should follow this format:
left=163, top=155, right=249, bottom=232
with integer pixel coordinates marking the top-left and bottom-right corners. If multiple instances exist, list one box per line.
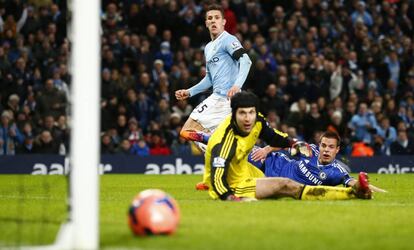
left=195, top=182, right=209, bottom=191
left=180, top=130, right=210, bottom=144
left=353, top=172, right=372, bottom=199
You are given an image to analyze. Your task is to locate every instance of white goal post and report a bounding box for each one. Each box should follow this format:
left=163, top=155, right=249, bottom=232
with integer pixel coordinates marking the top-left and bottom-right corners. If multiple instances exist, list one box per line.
left=41, top=0, right=101, bottom=249
left=69, top=0, right=100, bottom=248
left=22, top=0, right=101, bottom=248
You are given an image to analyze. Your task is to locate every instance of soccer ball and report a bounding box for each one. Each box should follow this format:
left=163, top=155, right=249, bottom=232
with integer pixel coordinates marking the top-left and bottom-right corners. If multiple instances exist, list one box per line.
left=128, top=189, right=180, bottom=236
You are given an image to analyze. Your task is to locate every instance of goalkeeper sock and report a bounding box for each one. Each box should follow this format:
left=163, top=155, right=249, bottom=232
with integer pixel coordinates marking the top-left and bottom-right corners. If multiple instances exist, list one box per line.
left=300, top=185, right=356, bottom=200
left=194, top=141, right=207, bottom=153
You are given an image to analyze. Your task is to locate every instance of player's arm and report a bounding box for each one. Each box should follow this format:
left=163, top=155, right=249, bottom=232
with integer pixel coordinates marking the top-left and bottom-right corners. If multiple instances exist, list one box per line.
left=224, top=35, right=252, bottom=98
left=188, top=75, right=213, bottom=97
left=255, top=114, right=312, bottom=155
left=336, top=163, right=387, bottom=193
left=257, top=114, right=293, bottom=148
left=175, top=75, right=213, bottom=100
left=227, top=49, right=252, bottom=98
left=250, top=145, right=277, bottom=162
left=347, top=179, right=387, bottom=193
left=209, top=131, right=238, bottom=201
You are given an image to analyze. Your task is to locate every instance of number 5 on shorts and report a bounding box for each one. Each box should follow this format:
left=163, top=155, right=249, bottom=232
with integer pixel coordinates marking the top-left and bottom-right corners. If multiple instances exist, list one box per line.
left=197, top=104, right=208, bottom=113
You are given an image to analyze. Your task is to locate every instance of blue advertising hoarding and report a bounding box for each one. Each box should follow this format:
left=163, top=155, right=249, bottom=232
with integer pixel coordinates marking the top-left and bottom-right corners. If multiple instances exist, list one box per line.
left=0, top=155, right=413, bottom=175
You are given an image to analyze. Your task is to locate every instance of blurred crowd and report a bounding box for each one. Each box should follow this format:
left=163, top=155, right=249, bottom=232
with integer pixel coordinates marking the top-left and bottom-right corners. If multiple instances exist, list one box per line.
left=0, top=0, right=69, bottom=155
left=1, top=0, right=413, bottom=156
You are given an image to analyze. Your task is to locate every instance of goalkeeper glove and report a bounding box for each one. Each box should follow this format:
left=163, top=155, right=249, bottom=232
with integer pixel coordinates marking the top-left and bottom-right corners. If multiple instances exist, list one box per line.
left=290, top=141, right=313, bottom=157
left=225, top=194, right=241, bottom=202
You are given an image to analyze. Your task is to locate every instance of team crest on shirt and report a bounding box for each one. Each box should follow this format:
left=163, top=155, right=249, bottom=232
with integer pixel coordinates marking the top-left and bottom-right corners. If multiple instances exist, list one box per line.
left=319, top=171, right=327, bottom=180
left=213, top=157, right=226, bottom=168
left=231, top=41, right=241, bottom=50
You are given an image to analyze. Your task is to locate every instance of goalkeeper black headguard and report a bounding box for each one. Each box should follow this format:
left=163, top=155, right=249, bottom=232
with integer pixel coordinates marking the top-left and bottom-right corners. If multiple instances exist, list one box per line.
left=230, top=91, right=259, bottom=116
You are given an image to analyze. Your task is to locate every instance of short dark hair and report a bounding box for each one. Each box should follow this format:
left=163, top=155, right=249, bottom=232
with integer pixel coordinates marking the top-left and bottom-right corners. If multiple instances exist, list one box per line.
left=205, top=4, right=224, bottom=19
left=231, top=91, right=259, bottom=115
left=320, top=130, right=341, bottom=146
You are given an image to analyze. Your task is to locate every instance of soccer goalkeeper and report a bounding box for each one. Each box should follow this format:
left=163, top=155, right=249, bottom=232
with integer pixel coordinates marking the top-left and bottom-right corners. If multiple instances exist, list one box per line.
left=203, top=91, right=372, bottom=201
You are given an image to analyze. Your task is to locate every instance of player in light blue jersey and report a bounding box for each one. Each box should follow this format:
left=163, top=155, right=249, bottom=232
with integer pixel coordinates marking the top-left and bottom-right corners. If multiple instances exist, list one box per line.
left=249, top=131, right=386, bottom=192
left=175, top=4, right=252, bottom=152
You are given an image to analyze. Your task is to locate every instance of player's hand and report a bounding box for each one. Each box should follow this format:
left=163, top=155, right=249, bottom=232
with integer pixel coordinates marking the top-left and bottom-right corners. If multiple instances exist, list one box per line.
left=225, top=194, right=241, bottom=202
left=250, top=146, right=272, bottom=162
left=240, top=197, right=257, bottom=202
left=290, top=141, right=312, bottom=157
left=369, top=184, right=388, bottom=193
left=175, top=89, right=190, bottom=100
left=227, top=86, right=240, bottom=99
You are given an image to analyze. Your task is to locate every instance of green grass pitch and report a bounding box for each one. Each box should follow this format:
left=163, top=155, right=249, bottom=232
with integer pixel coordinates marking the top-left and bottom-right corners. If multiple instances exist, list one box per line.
left=0, top=174, right=413, bottom=250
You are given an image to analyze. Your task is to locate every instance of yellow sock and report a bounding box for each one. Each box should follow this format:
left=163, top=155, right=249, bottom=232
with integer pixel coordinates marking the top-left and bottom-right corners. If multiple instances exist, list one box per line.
left=300, top=185, right=356, bottom=200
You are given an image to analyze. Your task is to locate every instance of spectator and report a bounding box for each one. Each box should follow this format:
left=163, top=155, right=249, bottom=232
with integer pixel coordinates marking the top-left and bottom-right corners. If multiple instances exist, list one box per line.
left=101, top=2, right=123, bottom=32
left=390, top=129, right=414, bottom=155
left=265, top=110, right=280, bottom=129
left=286, top=98, right=309, bottom=136
left=365, top=67, right=383, bottom=95
left=348, top=102, right=378, bottom=144
left=149, top=131, right=171, bottom=156
left=384, top=50, right=401, bottom=85
left=125, top=117, right=143, bottom=147
left=260, top=83, right=287, bottom=118
left=154, top=41, right=173, bottom=72
left=52, top=67, right=70, bottom=101
left=0, top=110, right=23, bottom=155
left=6, top=94, right=20, bottom=114
left=115, top=114, right=128, bottom=138
left=172, top=99, right=192, bottom=121
left=125, top=88, right=140, bottom=122
left=269, top=28, right=292, bottom=61
left=56, top=115, right=69, bottom=152
left=101, top=96, right=120, bottom=131
left=248, top=59, right=274, bottom=97
left=303, top=102, right=325, bottom=141
left=375, top=116, right=397, bottom=155
left=34, top=130, right=59, bottom=154
left=36, top=78, right=67, bottom=119
left=115, top=139, right=133, bottom=155
left=136, top=91, right=157, bottom=131
left=151, top=59, right=165, bottom=83
left=101, top=133, right=116, bottom=154
left=157, top=99, right=172, bottom=128
left=350, top=1, right=373, bottom=27
left=16, top=134, right=35, bottom=154
left=136, top=72, right=155, bottom=99
left=171, top=136, right=192, bottom=155
left=41, top=115, right=64, bottom=145
left=132, top=138, right=150, bottom=156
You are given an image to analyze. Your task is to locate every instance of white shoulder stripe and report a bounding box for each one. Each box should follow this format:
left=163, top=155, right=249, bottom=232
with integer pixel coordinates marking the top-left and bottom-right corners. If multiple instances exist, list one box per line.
left=310, top=144, right=319, bottom=156
left=333, top=161, right=348, bottom=173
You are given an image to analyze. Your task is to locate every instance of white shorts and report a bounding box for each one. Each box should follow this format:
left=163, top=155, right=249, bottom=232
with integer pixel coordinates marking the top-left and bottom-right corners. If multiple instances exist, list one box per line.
left=190, top=93, right=231, bottom=132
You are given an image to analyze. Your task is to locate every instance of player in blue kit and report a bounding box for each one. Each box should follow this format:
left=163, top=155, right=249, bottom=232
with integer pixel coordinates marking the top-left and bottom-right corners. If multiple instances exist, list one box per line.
left=249, top=131, right=386, bottom=192
left=175, top=4, right=251, bottom=150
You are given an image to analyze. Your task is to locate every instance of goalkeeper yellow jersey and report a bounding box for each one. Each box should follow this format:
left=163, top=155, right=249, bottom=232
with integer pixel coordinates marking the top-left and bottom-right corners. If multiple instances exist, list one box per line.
left=203, top=113, right=291, bottom=200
